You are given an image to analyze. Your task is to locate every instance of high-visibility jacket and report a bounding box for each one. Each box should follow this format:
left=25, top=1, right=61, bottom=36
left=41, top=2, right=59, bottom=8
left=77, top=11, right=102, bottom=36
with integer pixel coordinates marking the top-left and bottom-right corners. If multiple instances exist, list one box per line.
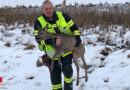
left=34, top=11, right=80, bottom=59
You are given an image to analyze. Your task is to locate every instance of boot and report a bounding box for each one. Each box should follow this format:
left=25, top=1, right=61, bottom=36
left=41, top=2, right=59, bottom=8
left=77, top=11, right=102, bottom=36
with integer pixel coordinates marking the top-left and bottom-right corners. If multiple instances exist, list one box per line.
left=64, top=81, right=73, bottom=90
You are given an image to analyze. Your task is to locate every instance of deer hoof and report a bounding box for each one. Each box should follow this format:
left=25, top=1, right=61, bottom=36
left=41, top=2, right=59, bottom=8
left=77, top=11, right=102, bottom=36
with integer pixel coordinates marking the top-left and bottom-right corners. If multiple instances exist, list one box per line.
left=85, top=77, right=88, bottom=82
left=76, top=82, right=79, bottom=86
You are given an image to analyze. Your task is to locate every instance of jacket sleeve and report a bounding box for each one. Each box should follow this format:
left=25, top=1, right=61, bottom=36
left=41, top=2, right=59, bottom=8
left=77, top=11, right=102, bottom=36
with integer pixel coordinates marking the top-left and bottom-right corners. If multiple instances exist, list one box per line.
left=62, top=13, right=82, bottom=47
left=34, top=19, right=57, bottom=51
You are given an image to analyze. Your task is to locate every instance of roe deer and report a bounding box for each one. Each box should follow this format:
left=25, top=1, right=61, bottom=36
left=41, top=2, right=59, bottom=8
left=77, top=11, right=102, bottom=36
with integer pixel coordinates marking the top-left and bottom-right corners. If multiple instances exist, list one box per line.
left=36, top=25, right=88, bottom=85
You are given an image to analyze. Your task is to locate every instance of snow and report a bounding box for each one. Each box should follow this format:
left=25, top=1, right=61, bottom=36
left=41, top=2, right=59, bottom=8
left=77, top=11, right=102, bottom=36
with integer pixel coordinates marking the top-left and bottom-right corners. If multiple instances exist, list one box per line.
left=0, top=0, right=130, bottom=8
left=124, top=31, right=130, bottom=42
left=0, top=22, right=130, bottom=90
left=0, top=0, right=130, bottom=90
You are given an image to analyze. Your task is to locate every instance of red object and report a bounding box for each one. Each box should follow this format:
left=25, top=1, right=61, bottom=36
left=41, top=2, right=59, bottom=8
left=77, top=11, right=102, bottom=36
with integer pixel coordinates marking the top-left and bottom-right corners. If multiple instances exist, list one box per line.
left=0, top=76, right=2, bottom=83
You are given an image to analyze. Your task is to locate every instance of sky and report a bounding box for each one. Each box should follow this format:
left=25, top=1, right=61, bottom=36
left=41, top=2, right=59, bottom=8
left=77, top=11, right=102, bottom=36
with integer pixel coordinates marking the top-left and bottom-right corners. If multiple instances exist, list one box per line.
left=0, top=0, right=130, bottom=8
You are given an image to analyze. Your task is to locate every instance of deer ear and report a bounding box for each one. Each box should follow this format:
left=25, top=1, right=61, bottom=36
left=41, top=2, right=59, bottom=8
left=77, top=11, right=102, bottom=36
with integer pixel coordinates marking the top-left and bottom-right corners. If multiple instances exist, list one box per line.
left=37, top=25, right=43, bottom=31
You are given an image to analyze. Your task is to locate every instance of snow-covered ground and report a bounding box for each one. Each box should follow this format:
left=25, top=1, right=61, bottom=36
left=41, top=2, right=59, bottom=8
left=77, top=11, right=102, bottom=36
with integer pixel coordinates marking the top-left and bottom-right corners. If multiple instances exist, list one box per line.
left=0, top=0, right=130, bottom=8
left=0, top=23, right=130, bottom=90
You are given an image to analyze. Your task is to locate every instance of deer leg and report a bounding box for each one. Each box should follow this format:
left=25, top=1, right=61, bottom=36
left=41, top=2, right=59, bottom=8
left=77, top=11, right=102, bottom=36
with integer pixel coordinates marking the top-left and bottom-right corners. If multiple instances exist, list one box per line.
left=51, top=48, right=62, bottom=72
left=57, top=49, right=63, bottom=65
left=53, top=48, right=63, bottom=65
left=58, top=56, right=61, bottom=65
left=81, top=55, right=88, bottom=82
left=51, top=59, right=54, bottom=72
left=73, top=54, right=79, bottom=86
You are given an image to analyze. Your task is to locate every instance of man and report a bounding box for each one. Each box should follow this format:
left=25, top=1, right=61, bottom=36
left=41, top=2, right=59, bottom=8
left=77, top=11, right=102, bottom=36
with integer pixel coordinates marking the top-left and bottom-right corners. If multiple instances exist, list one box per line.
left=33, top=0, right=81, bottom=90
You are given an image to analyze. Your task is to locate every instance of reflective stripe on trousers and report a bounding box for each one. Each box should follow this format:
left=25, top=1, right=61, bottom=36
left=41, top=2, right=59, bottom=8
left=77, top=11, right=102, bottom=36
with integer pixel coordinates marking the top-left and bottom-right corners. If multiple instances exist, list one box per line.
left=52, top=83, right=62, bottom=90
left=64, top=76, right=73, bottom=83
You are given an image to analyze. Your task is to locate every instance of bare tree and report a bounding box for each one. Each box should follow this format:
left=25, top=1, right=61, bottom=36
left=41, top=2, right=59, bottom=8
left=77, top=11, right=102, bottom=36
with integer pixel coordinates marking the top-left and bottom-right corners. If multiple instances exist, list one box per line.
left=62, top=0, right=66, bottom=11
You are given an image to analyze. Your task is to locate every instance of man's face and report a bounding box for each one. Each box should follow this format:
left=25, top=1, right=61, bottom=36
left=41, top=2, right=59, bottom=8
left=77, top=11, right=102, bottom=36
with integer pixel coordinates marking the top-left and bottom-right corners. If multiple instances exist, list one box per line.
left=42, top=3, right=54, bottom=18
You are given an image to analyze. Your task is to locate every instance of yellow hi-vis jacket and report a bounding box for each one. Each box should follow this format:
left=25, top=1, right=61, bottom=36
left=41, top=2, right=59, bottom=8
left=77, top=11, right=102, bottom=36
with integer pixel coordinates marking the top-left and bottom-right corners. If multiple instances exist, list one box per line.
left=34, top=12, right=80, bottom=60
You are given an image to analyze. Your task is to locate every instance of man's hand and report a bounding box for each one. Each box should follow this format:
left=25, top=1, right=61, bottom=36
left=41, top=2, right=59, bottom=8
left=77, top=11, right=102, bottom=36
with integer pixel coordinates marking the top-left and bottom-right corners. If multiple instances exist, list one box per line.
left=56, top=36, right=62, bottom=46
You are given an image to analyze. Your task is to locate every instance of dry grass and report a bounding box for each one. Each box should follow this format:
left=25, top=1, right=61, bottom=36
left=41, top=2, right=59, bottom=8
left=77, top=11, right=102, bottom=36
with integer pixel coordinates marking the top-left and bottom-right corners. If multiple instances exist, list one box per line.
left=0, top=3, right=130, bottom=30
left=24, top=44, right=35, bottom=50
left=128, top=54, right=130, bottom=58
left=5, top=42, right=11, bottom=47
left=100, top=47, right=112, bottom=56
left=0, top=6, right=41, bottom=26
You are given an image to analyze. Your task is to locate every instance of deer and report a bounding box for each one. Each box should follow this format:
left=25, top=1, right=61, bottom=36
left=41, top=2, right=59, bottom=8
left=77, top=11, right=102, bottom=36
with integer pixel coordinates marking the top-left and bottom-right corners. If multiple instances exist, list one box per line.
left=36, top=25, right=88, bottom=86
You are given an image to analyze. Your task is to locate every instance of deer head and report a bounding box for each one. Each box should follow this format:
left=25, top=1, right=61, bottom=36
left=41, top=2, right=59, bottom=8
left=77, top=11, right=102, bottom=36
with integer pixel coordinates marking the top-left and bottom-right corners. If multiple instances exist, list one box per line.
left=36, top=24, right=50, bottom=40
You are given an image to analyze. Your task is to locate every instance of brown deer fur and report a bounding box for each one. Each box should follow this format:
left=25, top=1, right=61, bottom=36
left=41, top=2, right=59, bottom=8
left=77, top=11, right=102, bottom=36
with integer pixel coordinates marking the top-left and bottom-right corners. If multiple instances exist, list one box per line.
left=36, top=25, right=88, bottom=85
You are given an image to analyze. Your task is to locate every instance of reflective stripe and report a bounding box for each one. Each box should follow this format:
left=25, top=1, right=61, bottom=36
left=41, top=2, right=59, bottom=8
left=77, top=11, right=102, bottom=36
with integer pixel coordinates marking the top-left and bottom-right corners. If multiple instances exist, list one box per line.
left=34, top=33, right=38, bottom=36
left=62, top=28, right=66, bottom=33
left=41, top=40, right=46, bottom=45
left=53, top=57, right=59, bottom=60
left=61, top=20, right=74, bottom=34
left=47, top=50, right=55, bottom=59
left=48, top=51, right=64, bottom=59
left=67, top=20, right=74, bottom=27
left=34, top=30, right=38, bottom=32
left=53, top=52, right=71, bottom=60
left=52, top=24, right=57, bottom=28
left=64, top=76, right=73, bottom=83
left=61, top=27, right=66, bottom=33
left=52, top=83, right=62, bottom=89
left=74, top=30, right=80, bottom=35
left=33, top=30, right=39, bottom=36
left=62, top=52, right=72, bottom=57
left=38, top=44, right=44, bottom=51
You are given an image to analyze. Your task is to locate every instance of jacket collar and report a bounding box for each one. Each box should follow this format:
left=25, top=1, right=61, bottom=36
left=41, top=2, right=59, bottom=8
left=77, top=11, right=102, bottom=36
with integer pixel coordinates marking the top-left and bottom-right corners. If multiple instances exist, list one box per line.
left=42, top=11, right=58, bottom=23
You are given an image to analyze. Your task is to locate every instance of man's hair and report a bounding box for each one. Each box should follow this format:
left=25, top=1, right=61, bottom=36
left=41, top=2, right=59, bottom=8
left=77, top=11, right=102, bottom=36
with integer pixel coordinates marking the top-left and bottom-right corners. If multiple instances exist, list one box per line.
left=42, top=0, right=53, bottom=6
